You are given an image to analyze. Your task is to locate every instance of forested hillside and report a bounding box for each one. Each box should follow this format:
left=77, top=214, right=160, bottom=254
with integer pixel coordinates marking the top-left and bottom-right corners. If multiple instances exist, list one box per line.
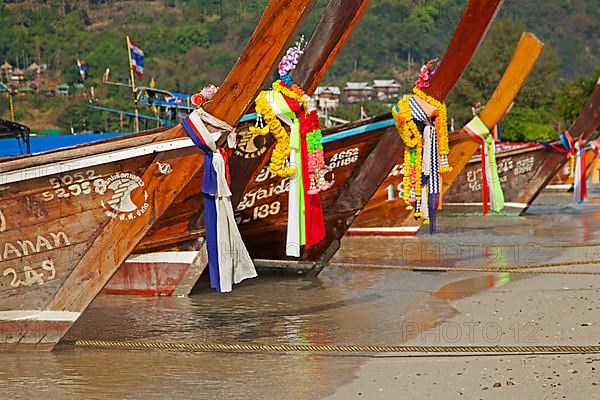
left=0, top=0, right=598, bottom=138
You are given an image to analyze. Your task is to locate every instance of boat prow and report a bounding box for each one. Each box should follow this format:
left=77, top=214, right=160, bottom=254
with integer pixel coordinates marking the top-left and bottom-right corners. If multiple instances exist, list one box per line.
left=0, top=0, right=319, bottom=350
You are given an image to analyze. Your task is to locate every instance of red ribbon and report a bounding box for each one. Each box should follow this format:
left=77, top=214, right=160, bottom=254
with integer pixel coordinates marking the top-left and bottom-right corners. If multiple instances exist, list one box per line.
left=300, top=120, right=326, bottom=248
left=578, top=139, right=587, bottom=201
left=218, top=147, right=231, bottom=186
left=282, top=91, right=326, bottom=249
left=465, top=130, right=489, bottom=216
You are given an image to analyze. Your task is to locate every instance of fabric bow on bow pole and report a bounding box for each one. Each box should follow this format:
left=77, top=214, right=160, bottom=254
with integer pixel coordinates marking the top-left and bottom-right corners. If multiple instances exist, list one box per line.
left=540, top=131, right=575, bottom=156
left=465, top=116, right=505, bottom=215
left=183, top=109, right=257, bottom=293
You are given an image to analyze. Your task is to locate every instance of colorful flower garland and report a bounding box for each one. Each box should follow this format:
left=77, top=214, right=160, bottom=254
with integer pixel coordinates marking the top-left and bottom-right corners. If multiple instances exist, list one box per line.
left=393, top=59, right=453, bottom=225
left=303, top=110, right=331, bottom=193
left=273, top=80, right=308, bottom=109
left=247, top=38, right=327, bottom=256
left=413, top=87, right=451, bottom=172
left=251, top=91, right=295, bottom=177
left=249, top=37, right=329, bottom=190
left=191, top=84, right=218, bottom=107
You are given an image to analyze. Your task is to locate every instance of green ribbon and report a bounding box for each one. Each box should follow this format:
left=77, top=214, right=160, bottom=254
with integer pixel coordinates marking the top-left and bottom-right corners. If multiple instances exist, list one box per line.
left=272, top=92, right=306, bottom=246
left=486, top=134, right=505, bottom=212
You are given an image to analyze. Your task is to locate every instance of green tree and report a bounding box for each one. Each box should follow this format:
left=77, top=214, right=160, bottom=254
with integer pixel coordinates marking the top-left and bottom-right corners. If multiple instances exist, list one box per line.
left=558, top=72, right=598, bottom=128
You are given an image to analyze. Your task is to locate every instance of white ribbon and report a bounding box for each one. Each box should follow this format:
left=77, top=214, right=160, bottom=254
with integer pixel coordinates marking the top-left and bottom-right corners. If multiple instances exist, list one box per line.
left=187, top=110, right=256, bottom=292
left=265, top=91, right=301, bottom=257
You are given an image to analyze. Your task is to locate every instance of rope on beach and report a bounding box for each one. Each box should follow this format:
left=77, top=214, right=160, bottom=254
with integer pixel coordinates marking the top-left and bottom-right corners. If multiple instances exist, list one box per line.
left=61, top=340, right=600, bottom=355
left=455, top=241, right=600, bottom=249
left=327, top=259, right=600, bottom=275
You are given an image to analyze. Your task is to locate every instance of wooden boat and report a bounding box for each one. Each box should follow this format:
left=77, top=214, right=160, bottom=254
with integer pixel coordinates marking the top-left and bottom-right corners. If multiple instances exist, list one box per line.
left=347, top=31, right=544, bottom=236
left=105, top=0, right=372, bottom=296
left=237, top=0, right=505, bottom=270
left=443, top=76, right=600, bottom=214
left=0, top=0, right=319, bottom=351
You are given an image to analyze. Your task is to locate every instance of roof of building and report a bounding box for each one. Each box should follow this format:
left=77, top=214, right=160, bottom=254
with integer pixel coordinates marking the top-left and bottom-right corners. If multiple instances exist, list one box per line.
left=26, top=62, right=40, bottom=70
left=1, top=61, right=13, bottom=70
left=373, top=79, right=401, bottom=88
left=314, top=86, right=341, bottom=95
left=344, top=82, right=373, bottom=90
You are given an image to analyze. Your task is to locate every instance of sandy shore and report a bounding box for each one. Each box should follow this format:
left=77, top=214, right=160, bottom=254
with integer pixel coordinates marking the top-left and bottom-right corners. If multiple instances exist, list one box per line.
left=326, top=238, right=600, bottom=398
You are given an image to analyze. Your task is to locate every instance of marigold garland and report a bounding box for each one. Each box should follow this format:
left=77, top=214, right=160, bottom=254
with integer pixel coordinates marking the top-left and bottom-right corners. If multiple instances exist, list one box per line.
left=250, top=38, right=329, bottom=189
left=413, top=87, right=452, bottom=173
left=273, top=80, right=307, bottom=109
left=252, top=91, right=295, bottom=177
left=393, top=61, right=454, bottom=215
left=393, top=99, right=422, bottom=148
left=251, top=79, right=329, bottom=187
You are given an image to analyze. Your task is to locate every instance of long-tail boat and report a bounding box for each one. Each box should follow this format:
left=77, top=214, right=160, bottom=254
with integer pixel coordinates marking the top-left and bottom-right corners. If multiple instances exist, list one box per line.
left=236, top=0, right=505, bottom=270
left=0, top=0, right=319, bottom=350
left=443, top=76, right=600, bottom=214
left=104, top=0, right=372, bottom=296
left=346, top=31, right=543, bottom=236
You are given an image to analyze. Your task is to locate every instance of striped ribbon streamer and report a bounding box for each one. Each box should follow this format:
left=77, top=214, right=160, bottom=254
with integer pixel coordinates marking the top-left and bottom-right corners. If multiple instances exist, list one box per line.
left=182, top=109, right=257, bottom=293
left=540, top=131, right=575, bottom=155
left=465, top=116, right=505, bottom=215
left=409, top=97, right=440, bottom=232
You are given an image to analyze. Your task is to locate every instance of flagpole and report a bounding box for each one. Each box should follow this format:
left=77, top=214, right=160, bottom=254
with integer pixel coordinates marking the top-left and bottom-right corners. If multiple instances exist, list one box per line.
left=126, top=35, right=139, bottom=132
left=8, top=91, right=15, bottom=122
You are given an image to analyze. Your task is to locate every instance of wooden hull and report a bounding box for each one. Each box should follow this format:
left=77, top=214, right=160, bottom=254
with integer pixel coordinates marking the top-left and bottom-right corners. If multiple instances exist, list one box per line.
left=238, top=116, right=391, bottom=261
left=294, top=0, right=506, bottom=270
left=0, top=137, right=204, bottom=348
left=444, top=143, right=555, bottom=214
left=348, top=131, right=472, bottom=233
left=350, top=32, right=544, bottom=235
left=103, top=250, right=206, bottom=296
left=0, top=0, right=318, bottom=350
left=443, top=78, right=600, bottom=215
left=135, top=0, right=372, bottom=257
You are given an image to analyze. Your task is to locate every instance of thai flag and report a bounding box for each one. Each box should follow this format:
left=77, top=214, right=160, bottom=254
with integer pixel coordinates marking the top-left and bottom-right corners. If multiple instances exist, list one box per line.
left=76, top=59, right=88, bottom=80
left=181, top=110, right=257, bottom=292
left=360, top=105, right=369, bottom=120
left=128, top=37, right=144, bottom=78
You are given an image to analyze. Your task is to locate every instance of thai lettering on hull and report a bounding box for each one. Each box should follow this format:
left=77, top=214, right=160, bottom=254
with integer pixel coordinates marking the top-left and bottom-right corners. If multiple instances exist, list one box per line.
left=235, top=147, right=360, bottom=224
left=0, top=209, right=5, bottom=233
left=0, top=231, right=70, bottom=288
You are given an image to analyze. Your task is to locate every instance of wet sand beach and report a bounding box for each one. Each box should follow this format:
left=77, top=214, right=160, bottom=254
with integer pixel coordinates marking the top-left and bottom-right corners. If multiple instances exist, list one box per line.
left=327, top=190, right=600, bottom=399
left=0, top=190, right=598, bottom=399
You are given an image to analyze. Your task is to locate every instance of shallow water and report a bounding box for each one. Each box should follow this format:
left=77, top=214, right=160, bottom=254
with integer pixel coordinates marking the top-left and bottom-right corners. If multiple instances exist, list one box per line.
left=0, top=190, right=598, bottom=399
left=0, top=268, right=455, bottom=400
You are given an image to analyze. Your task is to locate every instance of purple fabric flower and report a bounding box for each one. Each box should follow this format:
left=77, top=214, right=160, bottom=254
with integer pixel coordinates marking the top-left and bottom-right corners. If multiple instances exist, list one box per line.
left=278, top=36, right=306, bottom=78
